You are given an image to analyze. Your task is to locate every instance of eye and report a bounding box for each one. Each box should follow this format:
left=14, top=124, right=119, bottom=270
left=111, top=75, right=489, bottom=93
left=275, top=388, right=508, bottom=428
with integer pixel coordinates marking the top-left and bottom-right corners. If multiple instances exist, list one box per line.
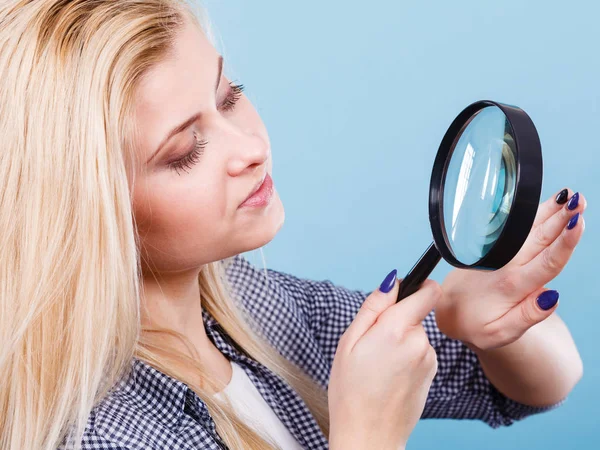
left=220, top=81, right=244, bottom=112
left=167, top=131, right=208, bottom=176
left=166, top=81, right=244, bottom=175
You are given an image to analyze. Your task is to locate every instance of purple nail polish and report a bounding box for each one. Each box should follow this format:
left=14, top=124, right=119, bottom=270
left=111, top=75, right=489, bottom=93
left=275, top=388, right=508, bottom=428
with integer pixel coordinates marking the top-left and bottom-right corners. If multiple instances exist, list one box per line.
left=379, top=269, right=397, bottom=293
left=537, top=290, right=559, bottom=310
left=567, top=192, right=580, bottom=211
left=567, top=212, right=580, bottom=230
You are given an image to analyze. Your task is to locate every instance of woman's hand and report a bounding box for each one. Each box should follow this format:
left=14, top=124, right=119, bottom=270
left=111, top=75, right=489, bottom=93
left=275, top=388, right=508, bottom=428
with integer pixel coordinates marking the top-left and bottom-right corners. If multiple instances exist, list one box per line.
left=328, top=271, right=441, bottom=450
left=436, top=188, right=587, bottom=351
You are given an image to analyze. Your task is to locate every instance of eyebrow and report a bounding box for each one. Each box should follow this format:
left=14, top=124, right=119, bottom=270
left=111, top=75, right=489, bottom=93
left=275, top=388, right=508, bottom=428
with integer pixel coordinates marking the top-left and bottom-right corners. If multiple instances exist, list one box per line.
left=146, top=55, right=224, bottom=164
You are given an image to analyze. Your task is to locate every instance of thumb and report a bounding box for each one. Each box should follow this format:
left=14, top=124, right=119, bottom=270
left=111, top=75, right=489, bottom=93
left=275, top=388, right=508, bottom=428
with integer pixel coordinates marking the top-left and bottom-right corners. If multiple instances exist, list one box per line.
left=391, top=278, right=441, bottom=328
left=341, top=269, right=400, bottom=351
left=498, top=288, right=559, bottom=342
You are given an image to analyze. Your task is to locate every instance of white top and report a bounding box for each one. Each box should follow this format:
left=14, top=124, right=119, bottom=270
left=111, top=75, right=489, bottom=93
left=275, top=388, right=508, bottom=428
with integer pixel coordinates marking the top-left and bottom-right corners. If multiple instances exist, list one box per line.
left=212, top=361, right=304, bottom=450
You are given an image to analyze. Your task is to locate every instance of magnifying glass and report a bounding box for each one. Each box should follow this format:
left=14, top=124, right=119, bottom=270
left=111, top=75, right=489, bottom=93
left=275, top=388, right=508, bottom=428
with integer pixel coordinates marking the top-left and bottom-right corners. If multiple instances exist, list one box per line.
left=397, top=100, right=543, bottom=302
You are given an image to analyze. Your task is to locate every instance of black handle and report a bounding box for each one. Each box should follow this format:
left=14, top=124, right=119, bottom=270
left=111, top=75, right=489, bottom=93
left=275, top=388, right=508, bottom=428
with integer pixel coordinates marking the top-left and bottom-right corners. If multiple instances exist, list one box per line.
left=396, top=242, right=442, bottom=302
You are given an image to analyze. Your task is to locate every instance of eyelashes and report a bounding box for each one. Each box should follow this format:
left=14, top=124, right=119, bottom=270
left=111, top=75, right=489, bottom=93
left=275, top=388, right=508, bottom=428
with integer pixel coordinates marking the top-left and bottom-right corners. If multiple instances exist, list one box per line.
left=167, top=131, right=207, bottom=176
left=168, top=81, right=244, bottom=175
left=222, top=81, right=244, bottom=111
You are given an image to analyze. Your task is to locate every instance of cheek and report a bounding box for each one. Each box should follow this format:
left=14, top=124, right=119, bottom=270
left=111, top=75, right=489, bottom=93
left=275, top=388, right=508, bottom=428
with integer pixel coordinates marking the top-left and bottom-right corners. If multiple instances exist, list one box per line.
left=133, top=174, right=229, bottom=267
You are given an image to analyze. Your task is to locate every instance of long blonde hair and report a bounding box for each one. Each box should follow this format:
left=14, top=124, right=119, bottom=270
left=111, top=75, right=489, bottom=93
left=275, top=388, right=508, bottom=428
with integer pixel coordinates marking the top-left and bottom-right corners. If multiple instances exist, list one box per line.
left=0, top=1, right=329, bottom=449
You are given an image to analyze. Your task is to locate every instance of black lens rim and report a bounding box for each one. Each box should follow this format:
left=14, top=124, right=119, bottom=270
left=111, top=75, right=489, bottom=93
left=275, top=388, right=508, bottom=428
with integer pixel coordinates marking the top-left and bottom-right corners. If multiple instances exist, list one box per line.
left=429, top=100, right=543, bottom=270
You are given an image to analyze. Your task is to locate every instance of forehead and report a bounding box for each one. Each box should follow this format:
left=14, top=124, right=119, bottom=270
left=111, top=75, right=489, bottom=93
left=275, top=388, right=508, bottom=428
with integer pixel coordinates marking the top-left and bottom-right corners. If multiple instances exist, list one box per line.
left=134, top=20, right=219, bottom=158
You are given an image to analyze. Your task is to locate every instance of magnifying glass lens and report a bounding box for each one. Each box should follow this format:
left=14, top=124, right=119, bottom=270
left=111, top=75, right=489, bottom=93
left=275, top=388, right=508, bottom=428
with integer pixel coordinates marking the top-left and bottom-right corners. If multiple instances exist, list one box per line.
left=397, top=100, right=542, bottom=302
left=441, top=106, right=517, bottom=265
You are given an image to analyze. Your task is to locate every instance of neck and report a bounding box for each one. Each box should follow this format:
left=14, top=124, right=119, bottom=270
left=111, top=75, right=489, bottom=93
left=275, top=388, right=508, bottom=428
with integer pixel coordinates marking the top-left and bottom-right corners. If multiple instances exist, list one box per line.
left=140, top=267, right=233, bottom=392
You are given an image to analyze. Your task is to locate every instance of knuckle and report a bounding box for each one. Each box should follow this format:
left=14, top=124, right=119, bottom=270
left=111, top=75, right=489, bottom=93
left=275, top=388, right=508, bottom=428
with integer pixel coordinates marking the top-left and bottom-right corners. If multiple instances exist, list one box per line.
left=560, top=204, right=573, bottom=219
left=493, top=326, right=511, bottom=345
left=427, top=280, right=443, bottom=300
left=408, top=329, right=431, bottom=359
left=362, top=295, right=383, bottom=315
left=481, top=322, right=506, bottom=347
left=483, top=322, right=518, bottom=349
left=421, top=279, right=443, bottom=303
left=534, top=222, right=550, bottom=246
left=541, top=248, right=561, bottom=272
left=519, top=303, right=538, bottom=326
left=381, top=321, right=405, bottom=343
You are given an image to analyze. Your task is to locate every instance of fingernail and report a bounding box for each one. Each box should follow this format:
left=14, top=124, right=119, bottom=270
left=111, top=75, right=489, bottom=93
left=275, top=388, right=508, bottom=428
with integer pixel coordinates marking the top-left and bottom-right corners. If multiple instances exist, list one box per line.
left=379, top=269, right=397, bottom=293
left=567, top=192, right=580, bottom=211
left=567, top=212, right=580, bottom=230
left=537, top=290, right=559, bottom=311
left=555, top=188, right=569, bottom=204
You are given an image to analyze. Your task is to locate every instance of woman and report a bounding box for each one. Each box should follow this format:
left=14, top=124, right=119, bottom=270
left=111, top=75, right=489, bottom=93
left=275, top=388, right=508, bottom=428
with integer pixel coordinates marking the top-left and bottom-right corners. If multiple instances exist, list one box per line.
left=0, top=1, right=585, bottom=449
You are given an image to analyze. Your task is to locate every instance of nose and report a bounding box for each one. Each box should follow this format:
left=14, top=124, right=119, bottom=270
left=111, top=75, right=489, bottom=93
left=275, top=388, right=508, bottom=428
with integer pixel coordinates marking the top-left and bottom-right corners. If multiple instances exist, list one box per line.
left=226, top=128, right=270, bottom=177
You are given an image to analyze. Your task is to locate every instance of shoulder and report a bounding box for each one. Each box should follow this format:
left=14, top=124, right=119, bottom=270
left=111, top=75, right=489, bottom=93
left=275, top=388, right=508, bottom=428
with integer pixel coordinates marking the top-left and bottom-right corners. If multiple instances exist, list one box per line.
left=224, top=253, right=369, bottom=325
left=222, top=254, right=369, bottom=385
left=57, top=393, right=136, bottom=449
left=64, top=385, right=158, bottom=449
left=223, top=253, right=314, bottom=324
left=64, top=360, right=200, bottom=450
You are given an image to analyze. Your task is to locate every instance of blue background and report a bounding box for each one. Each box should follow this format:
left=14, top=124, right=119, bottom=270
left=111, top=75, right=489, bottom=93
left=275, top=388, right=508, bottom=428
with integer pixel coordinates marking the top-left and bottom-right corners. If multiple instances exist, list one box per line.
left=203, top=0, right=599, bottom=448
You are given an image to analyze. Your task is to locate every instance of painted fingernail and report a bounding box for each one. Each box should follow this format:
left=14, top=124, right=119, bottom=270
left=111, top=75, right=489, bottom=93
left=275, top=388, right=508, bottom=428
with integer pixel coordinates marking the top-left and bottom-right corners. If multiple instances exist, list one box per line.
left=379, top=269, right=397, bottom=293
left=537, top=290, right=559, bottom=311
left=555, top=188, right=569, bottom=204
left=567, top=192, right=580, bottom=211
left=567, top=212, right=580, bottom=230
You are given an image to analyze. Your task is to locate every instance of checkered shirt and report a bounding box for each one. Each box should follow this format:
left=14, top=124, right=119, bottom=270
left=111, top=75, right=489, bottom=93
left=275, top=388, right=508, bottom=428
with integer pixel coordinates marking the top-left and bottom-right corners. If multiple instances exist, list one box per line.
left=63, top=254, right=561, bottom=449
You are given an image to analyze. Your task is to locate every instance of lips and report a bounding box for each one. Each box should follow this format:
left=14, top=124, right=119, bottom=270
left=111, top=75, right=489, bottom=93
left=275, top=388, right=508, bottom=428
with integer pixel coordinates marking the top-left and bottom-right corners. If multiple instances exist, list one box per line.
left=241, top=172, right=267, bottom=205
left=239, top=172, right=274, bottom=208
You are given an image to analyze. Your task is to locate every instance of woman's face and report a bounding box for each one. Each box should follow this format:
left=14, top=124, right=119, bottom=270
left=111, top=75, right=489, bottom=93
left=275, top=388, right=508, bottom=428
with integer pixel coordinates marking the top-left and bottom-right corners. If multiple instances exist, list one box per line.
left=132, top=18, right=284, bottom=274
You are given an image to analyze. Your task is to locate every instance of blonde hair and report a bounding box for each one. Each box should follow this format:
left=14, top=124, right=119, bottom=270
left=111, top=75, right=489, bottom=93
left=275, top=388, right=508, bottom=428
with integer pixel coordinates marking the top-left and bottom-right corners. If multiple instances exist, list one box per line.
left=0, top=1, right=329, bottom=449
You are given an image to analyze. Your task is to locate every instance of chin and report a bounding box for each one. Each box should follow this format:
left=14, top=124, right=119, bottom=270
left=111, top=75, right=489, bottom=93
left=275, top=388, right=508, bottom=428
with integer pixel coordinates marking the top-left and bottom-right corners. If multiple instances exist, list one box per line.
left=236, top=194, right=285, bottom=254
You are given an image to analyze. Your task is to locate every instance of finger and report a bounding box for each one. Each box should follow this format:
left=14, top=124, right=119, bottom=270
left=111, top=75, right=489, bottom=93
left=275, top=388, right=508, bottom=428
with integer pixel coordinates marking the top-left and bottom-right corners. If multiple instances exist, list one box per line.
left=532, top=188, right=574, bottom=228
left=531, top=187, right=587, bottom=228
left=341, top=270, right=400, bottom=351
left=374, top=279, right=442, bottom=332
left=511, top=191, right=587, bottom=266
left=490, top=287, right=559, bottom=346
left=518, top=213, right=585, bottom=293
